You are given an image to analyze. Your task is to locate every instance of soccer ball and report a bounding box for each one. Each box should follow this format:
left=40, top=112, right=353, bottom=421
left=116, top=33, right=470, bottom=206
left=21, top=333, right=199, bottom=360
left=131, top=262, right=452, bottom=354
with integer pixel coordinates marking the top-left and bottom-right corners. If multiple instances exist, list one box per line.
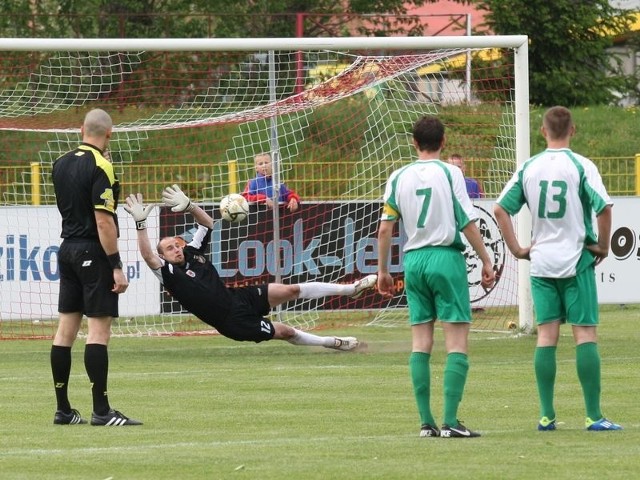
left=219, top=193, right=249, bottom=223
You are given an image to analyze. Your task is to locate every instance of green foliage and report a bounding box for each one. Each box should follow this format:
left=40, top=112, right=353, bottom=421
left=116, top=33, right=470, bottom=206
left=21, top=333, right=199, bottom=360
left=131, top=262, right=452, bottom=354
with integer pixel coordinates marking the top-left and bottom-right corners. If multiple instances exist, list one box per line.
left=461, top=0, right=639, bottom=106
left=1, top=309, right=639, bottom=479
left=2, top=0, right=637, bottom=109
left=0, top=1, right=434, bottom=39
left=529, top=105, right=639, bottom=156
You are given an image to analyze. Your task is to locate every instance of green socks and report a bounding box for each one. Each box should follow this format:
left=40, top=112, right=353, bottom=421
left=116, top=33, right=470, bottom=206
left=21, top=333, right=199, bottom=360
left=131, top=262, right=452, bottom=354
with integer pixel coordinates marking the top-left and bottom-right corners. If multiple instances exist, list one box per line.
left=536, top=343, right=603, bottom=421
left=409, top=352, right=435, bottom=427
left=411, top=352, right=472, bottom=427
left=443, top=352, right=469, bottom=426
left=576, top=342, right=602, bottom=421
left=534, top=346, right=557, bottom=421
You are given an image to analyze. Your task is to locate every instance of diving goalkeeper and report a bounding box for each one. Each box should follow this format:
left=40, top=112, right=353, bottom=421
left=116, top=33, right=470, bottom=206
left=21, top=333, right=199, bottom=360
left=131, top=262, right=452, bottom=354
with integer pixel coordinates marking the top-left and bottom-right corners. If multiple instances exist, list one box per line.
left=124, top=186, right=376, bottom=349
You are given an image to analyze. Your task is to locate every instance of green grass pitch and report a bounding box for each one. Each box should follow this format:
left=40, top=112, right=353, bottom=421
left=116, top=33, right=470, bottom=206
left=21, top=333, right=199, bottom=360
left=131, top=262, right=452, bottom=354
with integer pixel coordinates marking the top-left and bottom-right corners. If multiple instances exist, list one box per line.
left=1, top=305, right=639, bottom=479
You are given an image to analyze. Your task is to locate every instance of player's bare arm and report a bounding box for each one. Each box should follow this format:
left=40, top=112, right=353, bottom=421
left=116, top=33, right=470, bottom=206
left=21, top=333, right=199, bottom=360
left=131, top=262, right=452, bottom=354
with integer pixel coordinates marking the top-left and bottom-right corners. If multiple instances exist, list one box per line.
left=95, top=209, right=128, bottom=293
left=190, top=204, right=214, bottom=229
left=376, top=219, right=396, bottom=298
left=461, top=221, right=496, bottom=289
left=493, top=204, right=531, bottom=260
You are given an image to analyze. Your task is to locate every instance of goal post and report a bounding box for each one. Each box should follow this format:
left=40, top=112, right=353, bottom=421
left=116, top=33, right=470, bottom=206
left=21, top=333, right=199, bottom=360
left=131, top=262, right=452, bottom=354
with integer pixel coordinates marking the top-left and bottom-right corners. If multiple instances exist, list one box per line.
left=0, top=35, right=532, bottom=339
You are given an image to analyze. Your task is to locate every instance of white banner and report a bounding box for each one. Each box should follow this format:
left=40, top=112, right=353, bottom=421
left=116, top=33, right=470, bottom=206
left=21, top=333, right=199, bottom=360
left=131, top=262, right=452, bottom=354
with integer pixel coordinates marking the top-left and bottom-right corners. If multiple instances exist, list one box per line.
left=593, top=197, right=640, bottom=303
left=0, top=206, right=160, bottom=320
left=1, top=198, right=637, bottom=320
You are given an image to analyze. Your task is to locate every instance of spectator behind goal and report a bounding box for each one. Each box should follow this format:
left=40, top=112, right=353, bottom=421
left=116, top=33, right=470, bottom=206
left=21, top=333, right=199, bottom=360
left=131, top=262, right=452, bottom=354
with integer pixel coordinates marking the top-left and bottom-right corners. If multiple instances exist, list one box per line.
left=241, top=152, right=300, bottom=211
left=448, top=154, right=484, bottom=199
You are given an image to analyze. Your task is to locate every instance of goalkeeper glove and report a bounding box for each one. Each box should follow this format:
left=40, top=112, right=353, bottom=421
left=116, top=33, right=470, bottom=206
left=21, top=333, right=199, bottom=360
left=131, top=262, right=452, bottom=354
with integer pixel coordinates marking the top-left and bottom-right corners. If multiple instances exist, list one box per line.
left=162, top=184, right=195, bottom=213
left=124, top=193, right=155, bottom=230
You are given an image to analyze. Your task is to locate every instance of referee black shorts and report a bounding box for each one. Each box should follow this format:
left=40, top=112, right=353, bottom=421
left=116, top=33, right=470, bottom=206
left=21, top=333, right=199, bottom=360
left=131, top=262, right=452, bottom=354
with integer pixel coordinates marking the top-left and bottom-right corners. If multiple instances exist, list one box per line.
left=58, top=239, right=119, bottom=318
left=213, top=284, right=275, bottom=343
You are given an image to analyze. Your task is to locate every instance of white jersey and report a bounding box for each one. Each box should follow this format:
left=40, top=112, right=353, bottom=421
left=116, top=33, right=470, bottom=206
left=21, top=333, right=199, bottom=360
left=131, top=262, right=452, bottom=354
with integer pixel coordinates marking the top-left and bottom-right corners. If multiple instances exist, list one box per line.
left=497, top=148, right=612, bottom=278
left=381, top=159, right=478, bottom=252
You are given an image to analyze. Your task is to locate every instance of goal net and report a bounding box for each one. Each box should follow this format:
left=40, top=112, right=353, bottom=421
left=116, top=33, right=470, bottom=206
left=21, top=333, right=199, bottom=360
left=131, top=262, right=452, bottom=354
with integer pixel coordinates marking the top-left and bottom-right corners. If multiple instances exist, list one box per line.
left=0, top=36, right=531, bottom=339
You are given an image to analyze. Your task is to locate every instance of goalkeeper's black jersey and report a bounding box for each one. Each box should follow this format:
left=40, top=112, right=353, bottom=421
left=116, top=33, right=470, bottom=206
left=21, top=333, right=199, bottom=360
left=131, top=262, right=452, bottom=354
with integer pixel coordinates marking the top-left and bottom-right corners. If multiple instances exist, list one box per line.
left=156, top=225, right=232, bottom=324
left=52, top=142, right=120, bottom=239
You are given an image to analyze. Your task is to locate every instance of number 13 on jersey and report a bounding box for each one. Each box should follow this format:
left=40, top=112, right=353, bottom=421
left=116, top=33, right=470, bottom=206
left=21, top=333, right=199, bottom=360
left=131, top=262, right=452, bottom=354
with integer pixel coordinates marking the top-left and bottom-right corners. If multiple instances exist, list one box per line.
left=538, top=180, right=567, bottom=219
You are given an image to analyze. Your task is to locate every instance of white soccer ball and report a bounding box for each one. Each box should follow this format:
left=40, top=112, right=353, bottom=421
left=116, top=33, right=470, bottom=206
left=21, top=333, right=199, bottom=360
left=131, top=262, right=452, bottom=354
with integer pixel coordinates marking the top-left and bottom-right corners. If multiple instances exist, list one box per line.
left=219, top=193, right=249, bottom=223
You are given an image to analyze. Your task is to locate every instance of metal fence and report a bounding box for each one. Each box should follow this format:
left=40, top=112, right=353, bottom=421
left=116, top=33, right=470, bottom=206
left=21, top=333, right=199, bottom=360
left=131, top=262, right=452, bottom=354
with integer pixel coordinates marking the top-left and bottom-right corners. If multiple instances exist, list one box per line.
left=1, top=156, right=638, bottom=206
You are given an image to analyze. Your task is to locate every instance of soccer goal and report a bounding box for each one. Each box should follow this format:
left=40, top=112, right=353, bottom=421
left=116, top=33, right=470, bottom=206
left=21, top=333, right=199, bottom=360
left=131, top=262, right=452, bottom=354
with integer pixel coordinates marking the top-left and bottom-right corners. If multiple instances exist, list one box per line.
left=0, top=36, right=532, bottom=339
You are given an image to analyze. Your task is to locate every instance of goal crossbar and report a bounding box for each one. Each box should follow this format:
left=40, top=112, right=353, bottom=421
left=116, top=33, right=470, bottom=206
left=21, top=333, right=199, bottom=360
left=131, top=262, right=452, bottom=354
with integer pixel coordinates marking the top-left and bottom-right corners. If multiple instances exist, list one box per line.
left=0, top=36, right=529, bottom=52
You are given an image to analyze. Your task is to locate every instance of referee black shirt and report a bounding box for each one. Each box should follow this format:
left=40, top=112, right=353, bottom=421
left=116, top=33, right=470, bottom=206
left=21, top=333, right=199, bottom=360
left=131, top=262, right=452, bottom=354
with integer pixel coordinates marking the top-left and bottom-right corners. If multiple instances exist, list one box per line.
left=52, top=143, right=120, bottom=239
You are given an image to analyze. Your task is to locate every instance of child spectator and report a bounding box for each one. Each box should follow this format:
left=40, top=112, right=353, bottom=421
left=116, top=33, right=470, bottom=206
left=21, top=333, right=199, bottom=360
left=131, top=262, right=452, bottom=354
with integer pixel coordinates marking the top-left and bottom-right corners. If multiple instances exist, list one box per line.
left=242, top=152, right=300, bottom=211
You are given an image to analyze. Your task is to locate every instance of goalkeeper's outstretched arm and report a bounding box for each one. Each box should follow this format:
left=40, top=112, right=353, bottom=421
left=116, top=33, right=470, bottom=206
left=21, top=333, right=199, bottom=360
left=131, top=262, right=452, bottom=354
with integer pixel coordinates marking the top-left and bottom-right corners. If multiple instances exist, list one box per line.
left=124, top=193, right=162, bottom=270
left=136, top=226, right=162, bottom=270
left=188, top=204, right=213, bottom=229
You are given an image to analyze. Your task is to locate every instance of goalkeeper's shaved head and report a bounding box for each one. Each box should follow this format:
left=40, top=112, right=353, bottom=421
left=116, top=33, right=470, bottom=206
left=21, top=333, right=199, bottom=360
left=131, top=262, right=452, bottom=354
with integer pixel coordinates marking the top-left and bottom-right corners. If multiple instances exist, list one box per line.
left=82, top=108, right=113, bottom=139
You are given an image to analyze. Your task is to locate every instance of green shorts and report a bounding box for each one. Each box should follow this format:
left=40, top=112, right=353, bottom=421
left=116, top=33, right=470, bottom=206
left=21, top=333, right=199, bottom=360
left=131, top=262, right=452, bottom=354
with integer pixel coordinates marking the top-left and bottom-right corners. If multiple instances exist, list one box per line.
left=530, top=266, right=599, bottom=326
left=404, top=246, right=471, bottom=325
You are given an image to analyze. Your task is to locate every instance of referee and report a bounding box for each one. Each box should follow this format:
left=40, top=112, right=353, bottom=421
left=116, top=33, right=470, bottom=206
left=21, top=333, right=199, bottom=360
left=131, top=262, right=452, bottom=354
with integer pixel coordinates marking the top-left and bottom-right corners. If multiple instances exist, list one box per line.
left=50, top=108, right=141, bottom=426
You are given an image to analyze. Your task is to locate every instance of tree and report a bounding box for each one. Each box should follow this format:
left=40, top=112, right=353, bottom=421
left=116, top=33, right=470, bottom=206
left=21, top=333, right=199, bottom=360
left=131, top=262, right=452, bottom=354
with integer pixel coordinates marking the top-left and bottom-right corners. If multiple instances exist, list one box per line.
left=0, top=1, right=435, bottom=39
left=458, top=0, right=638, bottom=106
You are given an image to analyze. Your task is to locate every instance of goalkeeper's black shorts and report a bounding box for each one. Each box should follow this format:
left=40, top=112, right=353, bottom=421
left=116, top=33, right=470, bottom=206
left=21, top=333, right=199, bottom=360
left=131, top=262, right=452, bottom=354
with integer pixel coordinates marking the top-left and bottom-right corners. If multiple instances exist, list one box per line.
left=57, top=239, right=119, bottom=318
left=208, top=284, right=275, bottom=343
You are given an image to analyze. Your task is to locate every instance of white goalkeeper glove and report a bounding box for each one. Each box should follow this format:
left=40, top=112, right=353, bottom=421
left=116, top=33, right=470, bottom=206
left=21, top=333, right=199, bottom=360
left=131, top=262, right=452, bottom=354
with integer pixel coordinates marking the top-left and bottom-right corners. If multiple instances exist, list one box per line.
left=162, top=184, right=195, bottom=213
left=124, top=193, right=155, bottom=230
